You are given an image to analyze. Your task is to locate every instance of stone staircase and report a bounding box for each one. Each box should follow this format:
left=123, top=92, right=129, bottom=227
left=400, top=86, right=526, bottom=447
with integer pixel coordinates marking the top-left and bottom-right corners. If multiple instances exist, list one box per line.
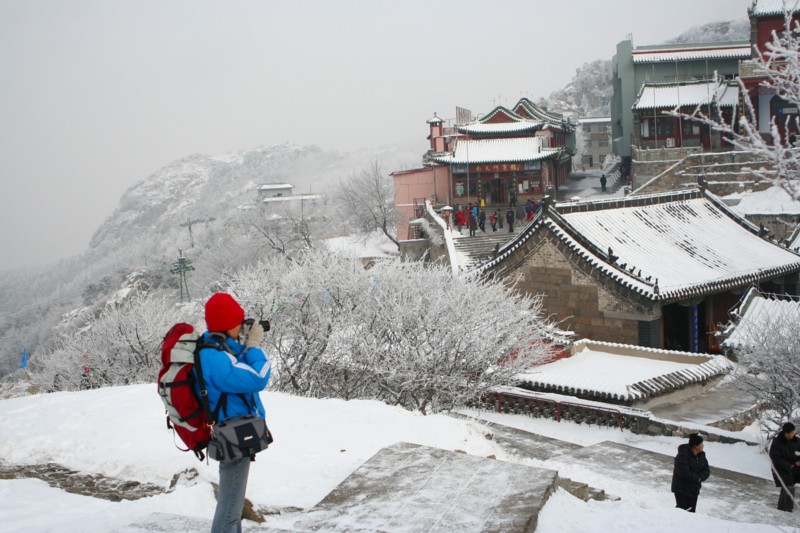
left=633, top=151, right=772, bottom=197
left=452, top=231, right=520, bottom=270
left=464, top=416, right=797, bottom=529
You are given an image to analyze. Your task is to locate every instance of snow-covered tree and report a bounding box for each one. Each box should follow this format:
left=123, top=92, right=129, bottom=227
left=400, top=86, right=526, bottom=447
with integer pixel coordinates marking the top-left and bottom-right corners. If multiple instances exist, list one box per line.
left=725, top=296, right=800, bottom=431
left=223, top=247, right=556, bottom=414
left=240, top=198, right=332, bottom=261
left=32, top=291, right=182, bottom=391
left=333, top=161, right=399, bottom=250
left=223, top=248, right=374, bottom=396
left=675, top=12, right=800, bottom=198
left=354, top=260, right=554, bottom=414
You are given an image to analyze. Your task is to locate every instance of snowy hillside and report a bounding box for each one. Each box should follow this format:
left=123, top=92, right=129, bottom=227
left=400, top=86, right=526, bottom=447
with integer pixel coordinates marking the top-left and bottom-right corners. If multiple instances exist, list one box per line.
left=0, top=385, right=786, bottom=532
left=0, top=142, right=420, bottom=378
left=664, top=18, right=750, bottom=45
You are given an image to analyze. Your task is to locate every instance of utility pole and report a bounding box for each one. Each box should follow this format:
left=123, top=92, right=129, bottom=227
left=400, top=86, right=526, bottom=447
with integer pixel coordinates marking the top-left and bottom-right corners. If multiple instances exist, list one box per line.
left=170, top=249, right=195, bottom=302
left=180, top=217, right=215, bottom=248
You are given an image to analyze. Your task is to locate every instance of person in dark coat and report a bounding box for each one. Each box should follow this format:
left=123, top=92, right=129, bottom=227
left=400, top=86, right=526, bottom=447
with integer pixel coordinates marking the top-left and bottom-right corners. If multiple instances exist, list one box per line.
left=478, top=209, right=486, bottom=232
left=600, top=173, right=607, bottom=192
left=505, top=207, right=514, bottom=233
left=671, top=434, right=710, bottom=512
left=770, top=422, right=800, bottom=512
left=468, top=210, right=478, bottom=237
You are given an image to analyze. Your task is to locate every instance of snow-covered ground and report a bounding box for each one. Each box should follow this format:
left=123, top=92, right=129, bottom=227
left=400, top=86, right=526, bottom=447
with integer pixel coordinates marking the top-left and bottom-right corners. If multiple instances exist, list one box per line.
left=0, top=385, right=790, bottom=532
left=325, top=233, right=399, bottom=259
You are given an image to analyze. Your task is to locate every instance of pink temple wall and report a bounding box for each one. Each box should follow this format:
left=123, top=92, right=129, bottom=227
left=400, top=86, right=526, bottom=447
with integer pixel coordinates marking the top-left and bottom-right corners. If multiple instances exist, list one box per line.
left=392, top=166, right=451, bottom=240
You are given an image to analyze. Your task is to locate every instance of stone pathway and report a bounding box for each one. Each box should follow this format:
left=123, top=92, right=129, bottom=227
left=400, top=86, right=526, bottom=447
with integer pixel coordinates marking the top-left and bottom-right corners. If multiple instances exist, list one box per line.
left=0, top=461, right=163, bottom=502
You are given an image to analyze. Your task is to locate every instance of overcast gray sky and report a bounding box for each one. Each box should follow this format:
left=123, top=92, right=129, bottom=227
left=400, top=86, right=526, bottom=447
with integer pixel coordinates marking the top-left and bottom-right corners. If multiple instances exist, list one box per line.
left=0, top=0, right=751, bottom=271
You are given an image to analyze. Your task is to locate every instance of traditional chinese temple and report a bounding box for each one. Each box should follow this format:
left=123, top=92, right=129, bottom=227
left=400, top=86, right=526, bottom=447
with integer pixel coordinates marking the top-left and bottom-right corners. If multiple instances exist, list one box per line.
left=631, top=79, right=739, bottom=151
left=393, top=98, right=575, bottom=240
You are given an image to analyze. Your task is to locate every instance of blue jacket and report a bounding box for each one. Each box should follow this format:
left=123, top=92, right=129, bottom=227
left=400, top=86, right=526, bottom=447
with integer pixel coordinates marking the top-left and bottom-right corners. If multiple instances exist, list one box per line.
left=194, top=332, right=271, bottom=423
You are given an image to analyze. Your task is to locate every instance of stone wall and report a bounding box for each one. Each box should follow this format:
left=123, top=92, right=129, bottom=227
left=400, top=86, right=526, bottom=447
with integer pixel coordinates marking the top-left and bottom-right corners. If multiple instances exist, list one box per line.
left=511, top=236, right=652, bottom=345
left=632, top=150, right=768, bottom=196
left=399, top=239, right=429, bottom=262
left=489, top=390, right=753, bottom=445
left=746, top=213, right=800, bottom=242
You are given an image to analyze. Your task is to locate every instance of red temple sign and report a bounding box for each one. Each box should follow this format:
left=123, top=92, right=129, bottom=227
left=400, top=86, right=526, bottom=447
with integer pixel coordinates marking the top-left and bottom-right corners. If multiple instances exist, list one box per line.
left=474, top=164, right=523, bottom=173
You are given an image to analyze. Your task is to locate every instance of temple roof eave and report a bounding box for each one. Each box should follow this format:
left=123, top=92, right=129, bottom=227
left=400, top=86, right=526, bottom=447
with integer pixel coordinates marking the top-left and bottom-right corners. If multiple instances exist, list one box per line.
left=475, top=189, right=800, bottom=304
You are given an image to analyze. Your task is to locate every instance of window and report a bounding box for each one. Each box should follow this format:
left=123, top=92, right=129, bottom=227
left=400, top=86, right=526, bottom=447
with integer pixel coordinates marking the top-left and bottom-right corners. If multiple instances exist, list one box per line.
left=682, top=121, right=701, bottom=136
left=598, top=139, right=609, bottom=147
left=641, top=117, right=676, bottom=138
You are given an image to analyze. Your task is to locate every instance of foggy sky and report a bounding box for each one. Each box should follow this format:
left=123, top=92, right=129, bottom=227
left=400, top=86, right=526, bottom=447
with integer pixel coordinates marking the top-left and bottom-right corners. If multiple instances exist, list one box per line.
left=0, top=0, right=751, bottom=271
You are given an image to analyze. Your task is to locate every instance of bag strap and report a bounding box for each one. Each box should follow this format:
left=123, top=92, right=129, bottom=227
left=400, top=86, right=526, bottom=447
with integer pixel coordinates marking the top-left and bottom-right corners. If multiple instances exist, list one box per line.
left=194, top=333, right=230, bottom=425
left=195, top=333, right=257, bottom=423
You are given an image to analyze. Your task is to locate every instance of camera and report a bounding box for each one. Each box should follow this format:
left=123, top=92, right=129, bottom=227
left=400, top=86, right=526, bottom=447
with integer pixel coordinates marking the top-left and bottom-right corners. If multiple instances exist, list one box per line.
left=242, top=318, right=271, bottom=332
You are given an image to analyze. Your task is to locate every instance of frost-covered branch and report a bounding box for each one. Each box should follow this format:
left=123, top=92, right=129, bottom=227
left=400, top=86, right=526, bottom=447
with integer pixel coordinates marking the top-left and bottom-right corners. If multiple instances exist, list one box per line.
left=669, top=13, right=800, bottom=198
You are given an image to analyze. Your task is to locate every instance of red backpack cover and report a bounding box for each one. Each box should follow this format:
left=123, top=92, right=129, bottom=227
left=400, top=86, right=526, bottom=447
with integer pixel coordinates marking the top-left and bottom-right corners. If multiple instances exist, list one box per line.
left=157, top=323, right=212, bottom=460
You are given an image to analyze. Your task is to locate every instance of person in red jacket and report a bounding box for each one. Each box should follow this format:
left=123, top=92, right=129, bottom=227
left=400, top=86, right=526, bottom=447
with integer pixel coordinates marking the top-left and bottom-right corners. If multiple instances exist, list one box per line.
left=454, top=208, right=465, bottom=234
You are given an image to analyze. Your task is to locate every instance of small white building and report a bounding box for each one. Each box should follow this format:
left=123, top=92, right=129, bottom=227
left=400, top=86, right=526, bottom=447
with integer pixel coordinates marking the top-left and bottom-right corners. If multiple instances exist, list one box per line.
left=257, top=183, right=295, bottom=201
left=576, top=117, right=612, bottom=170
left=255, top=182, right=324, bottom=217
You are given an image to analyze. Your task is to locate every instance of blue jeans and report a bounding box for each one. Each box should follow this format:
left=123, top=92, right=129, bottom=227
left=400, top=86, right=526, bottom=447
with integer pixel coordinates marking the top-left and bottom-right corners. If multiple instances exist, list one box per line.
left=211, top=455, right=251, bottom=533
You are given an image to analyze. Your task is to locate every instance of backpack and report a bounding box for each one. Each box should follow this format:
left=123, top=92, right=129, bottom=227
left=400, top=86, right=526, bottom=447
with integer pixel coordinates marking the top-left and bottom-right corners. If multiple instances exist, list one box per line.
left=157, top=323, right=213, bottom=460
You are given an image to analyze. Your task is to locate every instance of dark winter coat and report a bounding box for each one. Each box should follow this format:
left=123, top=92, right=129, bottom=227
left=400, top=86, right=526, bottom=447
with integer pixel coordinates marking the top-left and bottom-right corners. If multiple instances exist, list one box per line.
left=468, top=212, right=478, bottom=230
left=770, top=432, right=800, bottom=487
left=505, top=209, right=514, bottom=225
left=671, top=444, right=710, bottom=497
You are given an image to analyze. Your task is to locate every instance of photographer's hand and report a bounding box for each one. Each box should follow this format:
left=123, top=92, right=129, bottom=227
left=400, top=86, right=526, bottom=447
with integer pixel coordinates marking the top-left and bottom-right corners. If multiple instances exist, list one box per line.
left=245, top=322, right=264, bottom=349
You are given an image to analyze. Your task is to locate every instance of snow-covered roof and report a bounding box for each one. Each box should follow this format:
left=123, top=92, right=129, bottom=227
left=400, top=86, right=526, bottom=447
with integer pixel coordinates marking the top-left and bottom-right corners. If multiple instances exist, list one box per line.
left=457, top=121, right=543, bottom=135
left=427, top=114, right=444, bottom=124
left=259, top=183, right=295, bottom=190
left=261, top=193, right=322, bottom=203
left=578, top=117, right=611, bottom=124
left=632, top=44, right=751, bottom=63
left=750, top=0, right=800, bottom=16
left=513, top=98, right=575, bottom=133
left=479, top=189, right=800, bottom=302
left=430, top=138, right=561, bottom=165
left=722, top=287, right=800, bottom=349
left=725, top=185, right=800, bottom=216
left=632, top=80, right=739, bottom=110
left=517, top=339, right=730, bottom=403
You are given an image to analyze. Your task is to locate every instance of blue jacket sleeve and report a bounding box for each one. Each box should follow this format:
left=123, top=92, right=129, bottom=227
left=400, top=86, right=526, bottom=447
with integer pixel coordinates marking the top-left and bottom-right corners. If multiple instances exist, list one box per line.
left=201, top=345, right=271, bottom=395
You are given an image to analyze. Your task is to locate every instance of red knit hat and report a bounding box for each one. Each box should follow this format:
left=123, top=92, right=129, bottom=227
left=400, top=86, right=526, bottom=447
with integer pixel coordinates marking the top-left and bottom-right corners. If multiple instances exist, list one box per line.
left=205, top=293, right=245, bottom=332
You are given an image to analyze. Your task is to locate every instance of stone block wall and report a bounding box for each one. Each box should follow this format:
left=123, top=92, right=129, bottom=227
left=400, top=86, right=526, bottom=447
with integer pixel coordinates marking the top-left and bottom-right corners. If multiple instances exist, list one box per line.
left=510, top=238, right=646, bottom=345
left=746, top=213, right=800, bottom=242
left=489, top=390, right=753, bottom=445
